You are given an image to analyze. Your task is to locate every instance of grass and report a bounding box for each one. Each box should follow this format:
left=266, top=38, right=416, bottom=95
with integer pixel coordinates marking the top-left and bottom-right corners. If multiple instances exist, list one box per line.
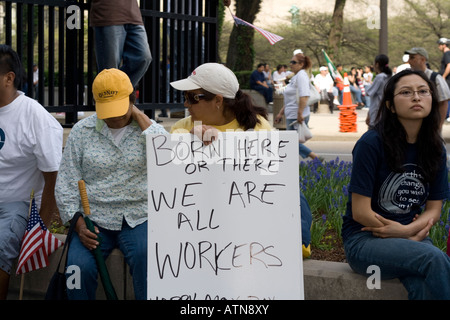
left=300, top=157, right=450, bottom=254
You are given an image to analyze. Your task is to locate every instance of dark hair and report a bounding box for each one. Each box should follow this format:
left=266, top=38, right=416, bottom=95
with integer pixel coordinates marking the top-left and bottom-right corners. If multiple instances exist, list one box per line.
left=374, top=69, right=443, bottom=182
left=129, top=89, right=136, bottom=104
left=295, top=53, right=312, bottom=70
left=0, top=44, right=23, bottom=89
left=200, top=89, right=268, bottom=130
left=374, top=54, right=392, bottom=77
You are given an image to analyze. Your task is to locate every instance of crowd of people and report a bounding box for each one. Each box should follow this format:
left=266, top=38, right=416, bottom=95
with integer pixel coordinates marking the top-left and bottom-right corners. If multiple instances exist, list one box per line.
left=2, top=0, right=450, bottom=300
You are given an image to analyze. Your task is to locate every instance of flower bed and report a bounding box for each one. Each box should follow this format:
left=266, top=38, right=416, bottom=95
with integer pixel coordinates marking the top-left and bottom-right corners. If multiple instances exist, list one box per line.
left=300, top=158, right=450, bottom=261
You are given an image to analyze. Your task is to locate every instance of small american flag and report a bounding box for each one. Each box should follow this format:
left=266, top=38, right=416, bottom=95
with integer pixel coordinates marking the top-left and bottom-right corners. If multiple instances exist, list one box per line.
left=16, top=198, right=63, bottom=275
left=231, top=13, right=284, bottom=45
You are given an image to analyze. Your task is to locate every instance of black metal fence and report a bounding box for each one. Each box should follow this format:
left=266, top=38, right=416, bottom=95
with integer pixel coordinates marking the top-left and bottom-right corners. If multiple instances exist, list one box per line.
left=0, top=0, right=218, bottom=126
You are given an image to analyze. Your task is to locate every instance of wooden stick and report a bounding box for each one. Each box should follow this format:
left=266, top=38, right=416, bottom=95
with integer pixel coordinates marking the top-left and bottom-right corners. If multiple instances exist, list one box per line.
left=78, top=180, right=91, bottom=215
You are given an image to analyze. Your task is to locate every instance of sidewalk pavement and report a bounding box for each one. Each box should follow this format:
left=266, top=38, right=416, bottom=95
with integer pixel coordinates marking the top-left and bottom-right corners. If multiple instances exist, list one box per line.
left=60, top=108, right=450, bottom=146
left=144, top=108, right=450, bottom=143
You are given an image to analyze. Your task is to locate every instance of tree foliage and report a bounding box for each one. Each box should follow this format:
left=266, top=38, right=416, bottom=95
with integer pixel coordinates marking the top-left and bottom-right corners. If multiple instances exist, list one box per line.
left=220, top=0, right=450, bottom=72
left=225, top=0, right=262, bottom=71
left=328, top=0, right=347, bottom=61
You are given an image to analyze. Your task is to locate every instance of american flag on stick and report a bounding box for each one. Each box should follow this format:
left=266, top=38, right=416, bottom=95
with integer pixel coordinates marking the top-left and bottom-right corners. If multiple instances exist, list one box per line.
left=16, top=197, right=63, bottom=275
left=230, top=12, right=284, bottom=45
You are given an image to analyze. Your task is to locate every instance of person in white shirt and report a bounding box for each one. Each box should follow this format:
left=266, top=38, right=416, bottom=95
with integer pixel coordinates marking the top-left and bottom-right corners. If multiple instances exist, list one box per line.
left=314, top=66, right=335, bottom=113
left=0, top=45, right=63, bottom=299
left=362, top=65, right=374, bottom=108
left=272, top=64, right=286, bottom=85
left=32, top=64, right=39, bottom=99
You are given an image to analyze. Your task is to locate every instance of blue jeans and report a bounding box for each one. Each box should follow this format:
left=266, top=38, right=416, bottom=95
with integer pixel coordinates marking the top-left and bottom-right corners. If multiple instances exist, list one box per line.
left=344, top=231, right=450, bottom=300
left=66, top=220, right=148, bottom=300
left=349, top=85, right=363, bottom=103
left=94, top=24, right=152, bottom=87
left=0, top=202, right=28, bottom=274
left=286, top=117, right=312, bottom=159
left=252, top=85, right=273, bottom=103
left=364, top=85, right=371, bottom=108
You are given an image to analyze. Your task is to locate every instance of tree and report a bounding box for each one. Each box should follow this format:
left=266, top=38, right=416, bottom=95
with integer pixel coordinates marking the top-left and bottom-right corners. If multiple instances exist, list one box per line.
left=327, top=0, right=346, bottom=61
left=404, top=0, right=450, bottom=39
left=225, top=0, right=262, bottom=71
left=217, top=1, right=227, bottom=64
left=389, top=0, right=450, bottom=70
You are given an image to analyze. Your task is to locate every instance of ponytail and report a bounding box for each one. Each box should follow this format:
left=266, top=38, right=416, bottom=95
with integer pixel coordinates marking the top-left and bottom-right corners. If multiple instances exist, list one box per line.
left=295, top=53, right=312, bottom=71
left=375, top=54, right=392, bottom=77
left=223, top=89, right=268, bottom=130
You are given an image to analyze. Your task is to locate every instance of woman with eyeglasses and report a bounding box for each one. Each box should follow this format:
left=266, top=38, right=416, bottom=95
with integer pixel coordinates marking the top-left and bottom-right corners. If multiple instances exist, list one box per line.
left=274, top=53, right=321, bottom=160
left=169, top=63, right=272, bottom=134
left=342, top=69, right=450, bottom=300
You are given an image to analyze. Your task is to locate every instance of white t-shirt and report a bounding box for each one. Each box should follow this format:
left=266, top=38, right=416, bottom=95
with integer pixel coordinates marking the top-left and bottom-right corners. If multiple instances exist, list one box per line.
left=283, top=70, right=311, bottom=120
left=0, top=92, right=63, bottom=205
left=273, top=70, right=286, bottom=83
left=33, top=69, right=39, bottom=84
left=109, top=125, right=130, bottom=146
left=314, top=73, right=334, bottom=92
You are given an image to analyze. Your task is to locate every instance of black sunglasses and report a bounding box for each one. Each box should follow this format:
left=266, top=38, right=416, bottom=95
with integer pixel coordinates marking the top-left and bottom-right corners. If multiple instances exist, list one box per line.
left=184, top=92, right=206, bottom=105
left=290, top=60, right=298, bottom=65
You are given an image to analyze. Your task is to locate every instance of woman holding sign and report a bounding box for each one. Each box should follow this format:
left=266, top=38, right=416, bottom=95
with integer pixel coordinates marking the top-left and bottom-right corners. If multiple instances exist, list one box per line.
left=169, top=63, right=313, bottom=259
left=169, top=63, right=272, bottom=134
left=342, top=70, right=450, bottom=299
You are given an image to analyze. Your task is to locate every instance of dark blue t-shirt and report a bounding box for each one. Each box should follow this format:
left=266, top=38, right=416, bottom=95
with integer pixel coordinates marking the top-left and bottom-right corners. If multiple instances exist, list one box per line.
left=342, top=130, right=449, bottom=241
left=250, top=70, right=265, bottom=89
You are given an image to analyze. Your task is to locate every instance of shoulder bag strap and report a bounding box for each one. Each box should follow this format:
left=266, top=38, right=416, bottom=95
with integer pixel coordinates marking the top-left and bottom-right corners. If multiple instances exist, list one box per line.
left=55, top=211, right=83, bottom=272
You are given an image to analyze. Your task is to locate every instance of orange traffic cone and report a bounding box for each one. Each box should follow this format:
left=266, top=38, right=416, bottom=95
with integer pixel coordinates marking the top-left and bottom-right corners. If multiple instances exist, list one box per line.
left=338, top=73, right=358, bottom=133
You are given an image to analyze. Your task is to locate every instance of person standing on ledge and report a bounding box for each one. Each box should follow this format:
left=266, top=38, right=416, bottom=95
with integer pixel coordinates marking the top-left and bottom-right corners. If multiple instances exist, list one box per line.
left=90, top=0, right=152, bottom=88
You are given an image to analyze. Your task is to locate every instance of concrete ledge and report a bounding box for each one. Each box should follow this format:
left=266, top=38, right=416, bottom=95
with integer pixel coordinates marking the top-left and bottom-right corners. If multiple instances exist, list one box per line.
left=303, top=259, right=408, bottom=300
left=8, top=234, right=408, bottom=300
left=8, top=234, right=134, bottom=300
left=241, top=89, right=271, bottom=112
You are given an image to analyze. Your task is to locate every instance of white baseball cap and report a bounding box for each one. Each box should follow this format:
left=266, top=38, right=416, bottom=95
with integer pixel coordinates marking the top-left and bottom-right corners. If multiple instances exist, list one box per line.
left=293, top=49, right=303, bottom=55
left=170, top=63, right=239, bottom=99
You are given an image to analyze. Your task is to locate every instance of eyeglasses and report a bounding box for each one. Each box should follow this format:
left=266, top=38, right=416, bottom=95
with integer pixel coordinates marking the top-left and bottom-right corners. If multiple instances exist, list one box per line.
left=289, top=60, right=298, bottom=65
left=394, top=89, right=432, bottom=98
left=184, top=92, right=206, bottom=104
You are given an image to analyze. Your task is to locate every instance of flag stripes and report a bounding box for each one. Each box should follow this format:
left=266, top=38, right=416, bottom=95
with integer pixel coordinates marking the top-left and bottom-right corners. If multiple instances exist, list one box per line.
left=16, top=198, right=63, bottom=275
left=231, top=13, right=283, bottom=45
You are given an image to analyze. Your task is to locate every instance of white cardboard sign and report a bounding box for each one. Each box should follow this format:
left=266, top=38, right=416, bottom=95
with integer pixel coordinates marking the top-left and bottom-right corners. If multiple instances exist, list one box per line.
left=146, top=131, right=303, bottom=300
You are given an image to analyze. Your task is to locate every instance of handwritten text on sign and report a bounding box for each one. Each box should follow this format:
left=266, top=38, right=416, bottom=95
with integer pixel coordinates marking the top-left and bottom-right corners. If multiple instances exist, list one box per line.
left=146, top=131, right=303, bottom=300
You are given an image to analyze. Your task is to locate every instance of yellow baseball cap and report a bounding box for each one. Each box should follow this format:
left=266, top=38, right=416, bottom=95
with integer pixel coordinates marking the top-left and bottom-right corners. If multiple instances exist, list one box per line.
left=92, top=68, right=133, bottom=119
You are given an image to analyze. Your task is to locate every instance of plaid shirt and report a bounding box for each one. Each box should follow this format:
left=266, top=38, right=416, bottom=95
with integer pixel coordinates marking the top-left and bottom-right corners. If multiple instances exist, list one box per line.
left=55, top=114, right=167, bottom=230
